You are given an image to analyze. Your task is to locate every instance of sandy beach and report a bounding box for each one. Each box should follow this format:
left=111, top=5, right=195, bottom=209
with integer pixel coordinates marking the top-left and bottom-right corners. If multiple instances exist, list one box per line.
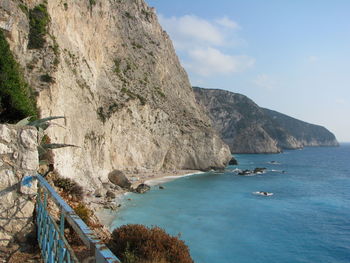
left=91, top=169, right=203, bottom=228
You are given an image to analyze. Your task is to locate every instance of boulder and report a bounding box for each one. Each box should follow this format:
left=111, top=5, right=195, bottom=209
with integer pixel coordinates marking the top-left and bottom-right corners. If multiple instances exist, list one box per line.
left=106, top=190, right=116, bottom=199
left=94, top=188, right=106, bottom=198
left=108, top=170, right=131, bottom=189
left=228, top=157, right=238, bottom=165
left=134, top=183, right=151, bottom=194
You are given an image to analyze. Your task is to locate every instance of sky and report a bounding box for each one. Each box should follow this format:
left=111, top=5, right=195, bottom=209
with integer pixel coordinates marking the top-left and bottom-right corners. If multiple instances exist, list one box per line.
left=146, top=0, right=350, bottom=142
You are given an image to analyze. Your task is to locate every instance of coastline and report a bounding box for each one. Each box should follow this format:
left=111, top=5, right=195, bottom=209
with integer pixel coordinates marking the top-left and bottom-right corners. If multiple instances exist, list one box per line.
left=92, top=169, right=204, bottom=229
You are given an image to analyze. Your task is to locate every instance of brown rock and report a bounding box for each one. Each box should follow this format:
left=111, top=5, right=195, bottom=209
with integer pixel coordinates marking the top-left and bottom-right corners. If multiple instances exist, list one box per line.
left=108, top=170, right=131, bottom=189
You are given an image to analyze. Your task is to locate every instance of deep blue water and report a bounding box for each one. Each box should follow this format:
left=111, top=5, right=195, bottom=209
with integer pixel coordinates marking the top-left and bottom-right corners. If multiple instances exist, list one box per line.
left=110, top=144, right=350, bottom=263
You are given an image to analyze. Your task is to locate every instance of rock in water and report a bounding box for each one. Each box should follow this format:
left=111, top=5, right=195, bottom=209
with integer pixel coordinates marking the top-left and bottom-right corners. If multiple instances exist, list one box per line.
left=108, top=170, right=131, bottom=189
left=228, top=157, right=238, bottom=165
left=135, top=183, right=151, bottom=194
left=253, top=167, right=267, bottom=174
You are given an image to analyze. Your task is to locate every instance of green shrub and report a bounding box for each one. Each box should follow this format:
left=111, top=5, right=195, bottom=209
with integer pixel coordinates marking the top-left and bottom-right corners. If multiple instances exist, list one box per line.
left=74, top=203, right=92, bottom=225
left=0, top=30, right=37, bottom=123
left=19, top=3, right=29, bottom=17
left=109, top=224, right=194, bottom=263
left=114, top=58, right=121, bottom=74
left=40, top=74, right=54, bottom=83
left=125, top=12, right=133, bottom=19
left=28, top=4, right=50, bottom=49
left=97, top=106, right=107, bottom=123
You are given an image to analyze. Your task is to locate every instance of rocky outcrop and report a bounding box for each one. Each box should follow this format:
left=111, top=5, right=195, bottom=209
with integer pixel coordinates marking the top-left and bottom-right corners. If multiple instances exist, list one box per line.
left=0, top=124, right=38, bottom=246
left=0, top=0, right=231, bottom=189
left=134, top=183, right=151, bottom=194
left=193, top=87, right=339, bottom=153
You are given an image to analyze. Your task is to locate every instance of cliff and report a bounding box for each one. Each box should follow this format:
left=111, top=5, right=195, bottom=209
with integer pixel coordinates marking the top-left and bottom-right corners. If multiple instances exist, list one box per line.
left=193, top=87, right=339, bottom=153
left=0, top=0, right=231, bottom=189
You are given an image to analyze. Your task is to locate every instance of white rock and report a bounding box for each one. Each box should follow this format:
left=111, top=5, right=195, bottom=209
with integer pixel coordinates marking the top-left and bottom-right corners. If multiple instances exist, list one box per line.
left=20, top=128, right=37, bottom=149
left=0, top=142, right=12, bottom=154
left=0, top=125, right=14, bottom=143
left=21, top=150, right=38, bottom=170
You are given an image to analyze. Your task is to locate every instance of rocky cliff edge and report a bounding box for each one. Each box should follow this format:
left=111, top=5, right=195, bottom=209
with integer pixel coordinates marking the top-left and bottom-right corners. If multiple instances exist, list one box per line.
left=0, top=0, right=231, bottom=189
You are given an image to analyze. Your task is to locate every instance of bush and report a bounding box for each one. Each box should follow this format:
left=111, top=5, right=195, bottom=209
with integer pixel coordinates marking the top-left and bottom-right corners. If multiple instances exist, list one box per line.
left=40, top=74, right=54, bottom=83
left=74, top=203, right=92, bottom=225
left=0, top=30, right=37, bottom=123
left=109, top=224, right=194, bottom=263
left=28, top=4, right=50, bottom=49
left=52, top=175, right=84, bottom=200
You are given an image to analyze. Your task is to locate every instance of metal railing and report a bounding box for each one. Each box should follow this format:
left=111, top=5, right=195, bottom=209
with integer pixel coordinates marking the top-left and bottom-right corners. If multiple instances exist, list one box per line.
left=35, top=174, right=120, bottom=263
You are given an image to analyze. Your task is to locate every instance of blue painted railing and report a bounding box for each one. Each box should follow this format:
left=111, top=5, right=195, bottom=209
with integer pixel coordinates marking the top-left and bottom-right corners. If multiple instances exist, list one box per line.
left=35, top=174, right=120, bottom=263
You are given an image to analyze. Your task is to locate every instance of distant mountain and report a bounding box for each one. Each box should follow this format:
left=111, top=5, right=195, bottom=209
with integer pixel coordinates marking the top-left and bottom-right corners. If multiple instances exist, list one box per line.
left=193, top=87, right=339, bottom=153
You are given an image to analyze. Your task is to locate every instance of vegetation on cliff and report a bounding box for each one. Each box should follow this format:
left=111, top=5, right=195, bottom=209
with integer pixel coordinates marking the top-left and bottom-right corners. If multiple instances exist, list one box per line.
left=109, top=224, right=193, bottom=263
left=0, top=30, right=37, bottom=123
left=28, top=4, right=50, bottom=49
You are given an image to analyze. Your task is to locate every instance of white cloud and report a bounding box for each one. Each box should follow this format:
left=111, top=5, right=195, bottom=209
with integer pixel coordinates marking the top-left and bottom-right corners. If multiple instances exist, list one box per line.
left=185, top=47, right=255, bottom=76
left=158, top=14, right=254, bottom=77
left=215, top=16, right=240, bottom=29
left=159, top=14, right=227, bottom=49
left=253, top=74, right=276, bottom=90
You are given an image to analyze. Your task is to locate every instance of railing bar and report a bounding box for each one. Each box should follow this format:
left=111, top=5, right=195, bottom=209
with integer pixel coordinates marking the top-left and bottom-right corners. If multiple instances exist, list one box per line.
left=58, top=240, right=65, bottom=263
left=60, top=210, right=65, bottom=236
left=35, top=174, right=120, bottom=262
left=46, top=211, right=80, bottom=262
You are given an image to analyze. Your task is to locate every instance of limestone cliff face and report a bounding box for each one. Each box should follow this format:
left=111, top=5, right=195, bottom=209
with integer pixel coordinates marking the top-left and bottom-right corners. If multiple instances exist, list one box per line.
left=1, top=0, right=231, bottom=188
left=193, top=87, right=339, bottom=153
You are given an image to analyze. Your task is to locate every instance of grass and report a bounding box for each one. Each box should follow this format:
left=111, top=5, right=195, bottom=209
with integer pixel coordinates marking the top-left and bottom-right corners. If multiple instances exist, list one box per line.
left=0, top=30, right=37, bottom=123
left=28, top=4, right=50, bottom=49
left=19, top=3, right=29, bottom=17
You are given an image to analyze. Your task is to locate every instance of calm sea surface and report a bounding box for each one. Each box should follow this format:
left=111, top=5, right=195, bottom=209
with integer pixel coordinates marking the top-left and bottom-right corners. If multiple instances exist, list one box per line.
left=110, top=144, right=350, bottom=263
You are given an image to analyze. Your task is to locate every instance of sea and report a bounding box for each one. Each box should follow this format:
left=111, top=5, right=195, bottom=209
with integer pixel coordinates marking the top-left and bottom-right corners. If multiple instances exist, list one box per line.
left=109, top=144, right=350, bottom=263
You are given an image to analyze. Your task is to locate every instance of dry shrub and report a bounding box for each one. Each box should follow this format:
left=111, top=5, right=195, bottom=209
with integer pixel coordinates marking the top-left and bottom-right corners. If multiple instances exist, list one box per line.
left=51, top=175, right=84, bottom=200
left=109, top=224, right=194, bottom=263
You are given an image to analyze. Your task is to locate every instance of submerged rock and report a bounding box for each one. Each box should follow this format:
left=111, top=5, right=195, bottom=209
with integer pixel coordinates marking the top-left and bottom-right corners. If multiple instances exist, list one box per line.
left=238, top=170, right=253, bottom=176
left=253, top=167, right=267, bottom=174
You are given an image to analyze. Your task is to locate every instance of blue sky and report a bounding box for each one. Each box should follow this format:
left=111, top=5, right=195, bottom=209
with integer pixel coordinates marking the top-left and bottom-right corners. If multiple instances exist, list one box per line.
left=146, top=0, right=350, bottom=142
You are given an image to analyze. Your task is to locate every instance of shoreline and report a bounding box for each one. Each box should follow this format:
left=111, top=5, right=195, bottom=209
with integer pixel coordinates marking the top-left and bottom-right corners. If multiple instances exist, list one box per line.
left=92, top=169, right=204, bottom=229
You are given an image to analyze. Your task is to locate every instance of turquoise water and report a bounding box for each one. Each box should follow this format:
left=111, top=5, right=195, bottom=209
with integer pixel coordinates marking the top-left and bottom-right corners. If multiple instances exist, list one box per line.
left=110, top=144, right=350, bottom=263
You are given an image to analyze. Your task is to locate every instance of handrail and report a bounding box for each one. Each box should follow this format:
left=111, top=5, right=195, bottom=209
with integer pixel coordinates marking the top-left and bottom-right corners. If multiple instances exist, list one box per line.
left=35, top=174, right=120, bottom=262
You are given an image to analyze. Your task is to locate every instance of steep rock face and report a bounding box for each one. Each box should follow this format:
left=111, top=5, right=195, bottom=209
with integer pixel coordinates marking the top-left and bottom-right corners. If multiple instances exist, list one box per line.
left=1, top=0, right=230, bottom=188
left=263, top=108, right=339, bottom=147
left=193, top=87, right=338, bottom=153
